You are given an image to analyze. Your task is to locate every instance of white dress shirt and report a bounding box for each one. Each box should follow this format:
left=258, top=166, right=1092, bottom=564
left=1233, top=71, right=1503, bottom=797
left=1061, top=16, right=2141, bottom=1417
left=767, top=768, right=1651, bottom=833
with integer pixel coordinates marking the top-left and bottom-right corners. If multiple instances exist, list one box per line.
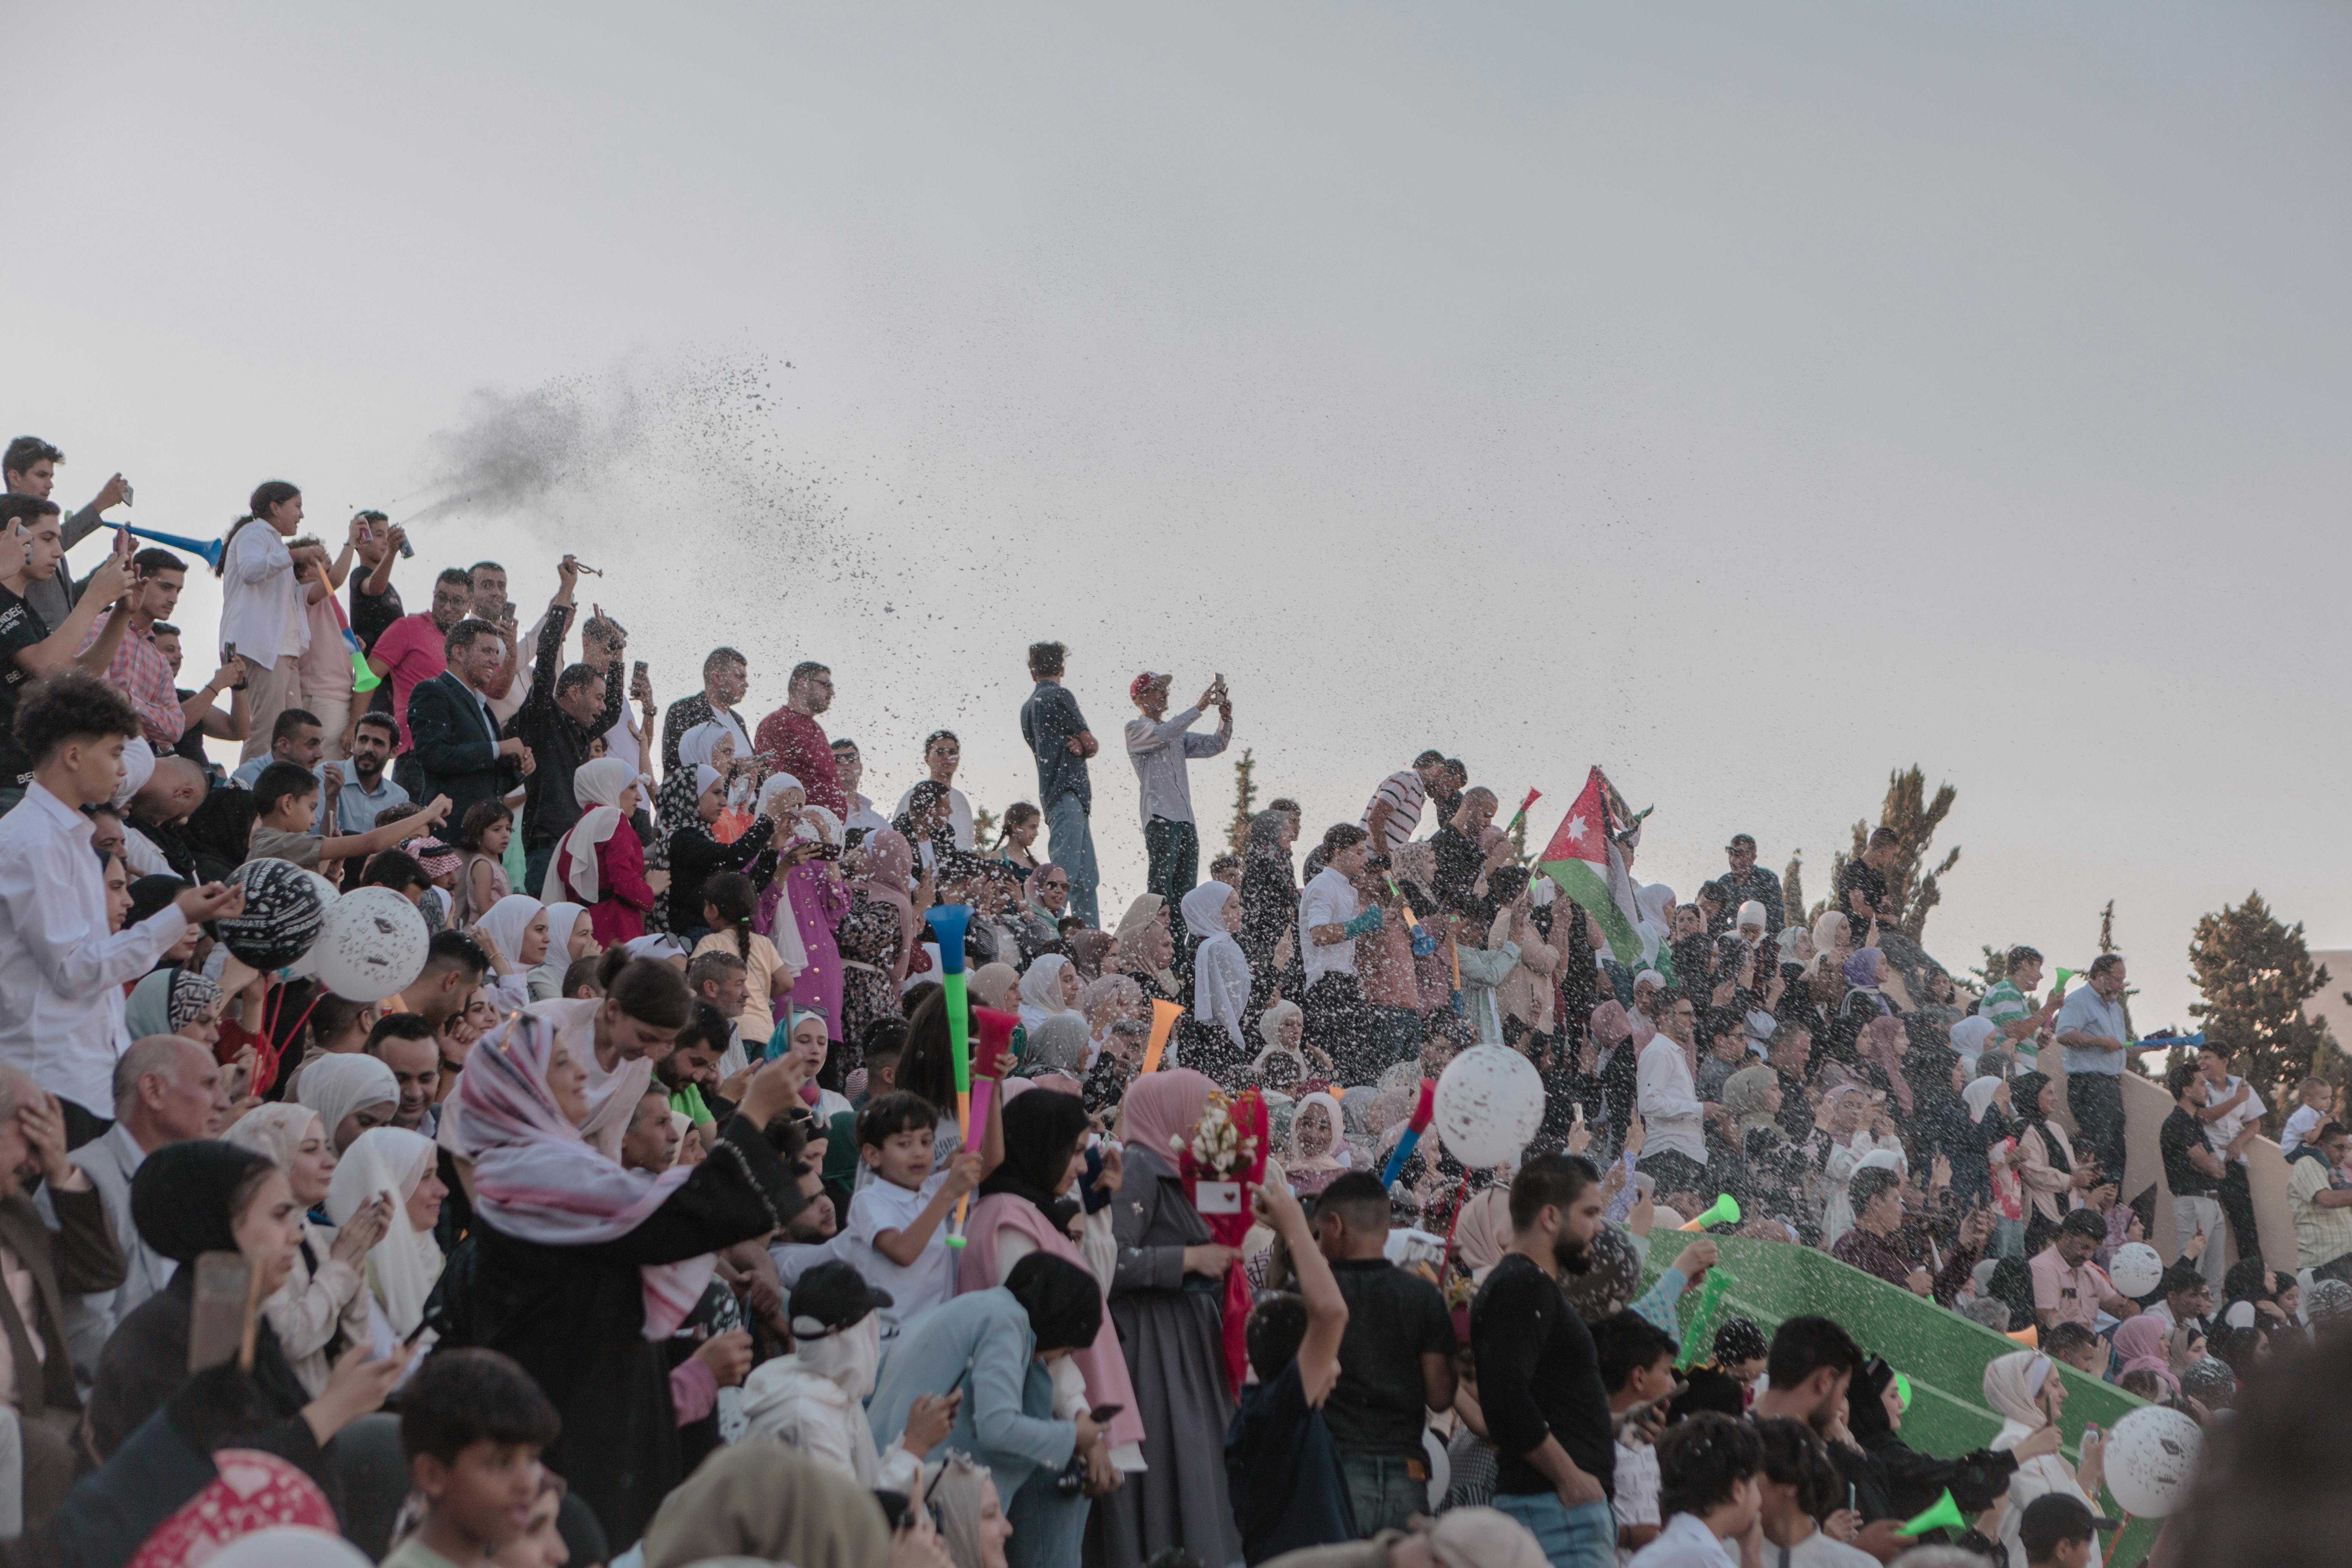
left=1637, top=1035, right=1708, bottom=1166
left=216, top=522, right=308, bottom=665
left=1628, top=1511, right=1738, bottom=1567
left=1123, top=705, right=1231, bottom=828
left=0, top=781, right=190, bottom=1109
left=1299, top=866, right=1360, bottom=983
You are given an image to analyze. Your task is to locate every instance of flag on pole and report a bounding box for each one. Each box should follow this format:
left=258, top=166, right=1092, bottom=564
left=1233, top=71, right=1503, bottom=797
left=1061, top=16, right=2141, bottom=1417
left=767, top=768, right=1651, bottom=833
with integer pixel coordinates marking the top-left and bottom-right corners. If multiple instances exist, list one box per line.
left=1537, top=766, right=1649, bottom=968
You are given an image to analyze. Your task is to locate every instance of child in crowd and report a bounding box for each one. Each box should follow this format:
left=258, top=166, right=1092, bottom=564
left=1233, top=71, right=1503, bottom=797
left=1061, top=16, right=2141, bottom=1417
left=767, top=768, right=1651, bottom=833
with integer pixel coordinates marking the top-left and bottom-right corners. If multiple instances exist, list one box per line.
left=248, top=760, right=448, bottom=872
left=383, top=1348, right=562, bottom=1568
left=1751, top=1417, right=1877, bottom=1565
left=1226, top=1179, right=1352, bottom=1563
left=1628, top=1411, right=1763, bottom=1567
left=2281, top=1074, right=2331, bottom=1157
left=1593, top=1310, right=1682, bottom=1556
left=842, top=1090, right=983, bottom=1335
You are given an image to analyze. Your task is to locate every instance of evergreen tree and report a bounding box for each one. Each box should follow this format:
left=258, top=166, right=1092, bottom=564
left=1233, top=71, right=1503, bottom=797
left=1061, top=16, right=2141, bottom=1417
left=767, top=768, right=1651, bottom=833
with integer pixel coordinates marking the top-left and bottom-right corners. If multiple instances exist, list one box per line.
left=1781, top=851, right=1807, bottom=932
left=1825, top=766, right=1961, bottom=942
left=1226, top=747, right=1259, bottom=858
left=2186, top=891, right=2340, bottom=1104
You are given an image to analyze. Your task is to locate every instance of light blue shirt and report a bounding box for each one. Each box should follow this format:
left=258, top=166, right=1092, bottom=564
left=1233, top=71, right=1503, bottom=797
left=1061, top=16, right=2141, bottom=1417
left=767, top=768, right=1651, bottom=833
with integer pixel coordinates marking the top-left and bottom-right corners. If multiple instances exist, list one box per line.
left=315, top=760, right=410, bottom=835
left=864, top=1287, right=1075, bottom=1502
left=2054, top=985, right=2131, bottom=1074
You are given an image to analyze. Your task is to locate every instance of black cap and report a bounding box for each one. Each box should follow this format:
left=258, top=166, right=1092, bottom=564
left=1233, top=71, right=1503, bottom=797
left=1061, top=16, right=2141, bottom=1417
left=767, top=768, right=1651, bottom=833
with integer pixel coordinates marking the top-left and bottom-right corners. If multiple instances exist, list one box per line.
left=2018, top=1493, right=2118, bottom=1554
left=789, top=1260, right=892, bottom=1338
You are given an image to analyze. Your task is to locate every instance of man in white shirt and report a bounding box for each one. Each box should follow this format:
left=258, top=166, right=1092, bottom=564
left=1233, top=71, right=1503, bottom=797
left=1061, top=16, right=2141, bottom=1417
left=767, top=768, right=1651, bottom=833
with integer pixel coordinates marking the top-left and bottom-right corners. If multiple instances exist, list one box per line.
left=1627, top=1414, right=1763, bottom=1568
left=2194, top=1040, right=2267, bottom=1267
left=1125, top=671, right=1231, bottom=942
left=891, top=730, right=973, bottom=850
left=1637, top=989, right=1710, bottom=1207
left=1361, top=750, right=1449, bottom=854
left=1299, top=824, right=1380, bottom=1074
left=0, top=673, right=241, bottom=1126
left=831, top=739, right=892, bottom=839
left=216, top=490, right=310, bottom=765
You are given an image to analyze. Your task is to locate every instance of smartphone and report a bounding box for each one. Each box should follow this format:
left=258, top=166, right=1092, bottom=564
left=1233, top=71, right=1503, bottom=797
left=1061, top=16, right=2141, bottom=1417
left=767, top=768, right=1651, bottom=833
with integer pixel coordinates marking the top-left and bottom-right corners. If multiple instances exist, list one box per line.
left=632, top=659, right=648, bottom=685
left=188, top=1251, right=253, bottom=1372
left=1088, top=1403, right=1125, bottom=1422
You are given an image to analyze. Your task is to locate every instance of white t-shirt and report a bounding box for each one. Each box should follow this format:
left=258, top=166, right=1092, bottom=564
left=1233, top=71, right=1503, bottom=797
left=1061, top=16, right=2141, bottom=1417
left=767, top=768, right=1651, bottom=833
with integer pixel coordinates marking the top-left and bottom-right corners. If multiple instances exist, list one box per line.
left=1612, top=1436, right=1660, bottom=1540
left=2283, top=1103, right=2324, bottom=1157
left=2204, top=1076, right=2266, bottom=1165
left=1773, top=1529, right=1879, bottom=1565
left=1299, top=867, right=1361, bottom=983
left=841, top=1168, right=957, bottom=1335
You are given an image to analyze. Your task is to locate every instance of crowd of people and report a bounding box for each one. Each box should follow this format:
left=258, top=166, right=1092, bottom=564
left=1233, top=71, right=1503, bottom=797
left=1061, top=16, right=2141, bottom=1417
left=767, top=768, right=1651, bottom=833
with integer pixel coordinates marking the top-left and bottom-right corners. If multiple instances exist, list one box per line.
left=0, top=438, right=2343, bottom=1568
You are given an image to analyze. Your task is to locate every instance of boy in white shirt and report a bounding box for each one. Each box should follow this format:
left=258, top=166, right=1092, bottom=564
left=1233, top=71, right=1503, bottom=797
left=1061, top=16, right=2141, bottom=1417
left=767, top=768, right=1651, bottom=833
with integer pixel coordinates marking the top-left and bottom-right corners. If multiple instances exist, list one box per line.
left=1592, top=1310, right=1681, bottom=1557
left=2281, top=1075, right=2330, bottom=1157
left=840, top=1090, right=981, bottom=1336
left=1629, top=1412, right=1763, bottom=1567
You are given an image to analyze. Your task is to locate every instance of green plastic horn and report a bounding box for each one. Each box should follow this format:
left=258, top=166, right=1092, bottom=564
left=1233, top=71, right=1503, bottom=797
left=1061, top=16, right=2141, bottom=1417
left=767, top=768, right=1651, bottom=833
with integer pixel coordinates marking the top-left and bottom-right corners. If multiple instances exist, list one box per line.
left=1676, top=1193, right=1741, bottom=1232
left=1897, top=1489, right=1967, bottom=1537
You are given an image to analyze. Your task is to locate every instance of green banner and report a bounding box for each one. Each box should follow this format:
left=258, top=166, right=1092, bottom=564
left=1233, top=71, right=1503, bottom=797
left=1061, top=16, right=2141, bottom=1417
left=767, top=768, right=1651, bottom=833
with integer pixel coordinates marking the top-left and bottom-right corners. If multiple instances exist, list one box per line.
left=1637, top=1236, right=2158, bottom=1565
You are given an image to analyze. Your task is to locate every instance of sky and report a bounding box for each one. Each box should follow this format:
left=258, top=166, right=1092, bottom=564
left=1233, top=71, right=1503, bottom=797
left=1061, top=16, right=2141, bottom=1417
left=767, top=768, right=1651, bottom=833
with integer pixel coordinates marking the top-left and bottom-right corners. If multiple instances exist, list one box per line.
left=12, top=3, right=2350, bottom=1034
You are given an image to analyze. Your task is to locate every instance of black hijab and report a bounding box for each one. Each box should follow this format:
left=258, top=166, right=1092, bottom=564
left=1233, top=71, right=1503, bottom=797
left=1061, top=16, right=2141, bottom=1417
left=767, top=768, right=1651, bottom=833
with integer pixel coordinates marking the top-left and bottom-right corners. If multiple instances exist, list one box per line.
left=1005, top=1252, right=1102, bottom=1353
left=2009, top=1071, right=2070, bottom=1174
left=132, top=1141, right=271, bottom=1263
left=979, top=1088, right=1090, bottom=1229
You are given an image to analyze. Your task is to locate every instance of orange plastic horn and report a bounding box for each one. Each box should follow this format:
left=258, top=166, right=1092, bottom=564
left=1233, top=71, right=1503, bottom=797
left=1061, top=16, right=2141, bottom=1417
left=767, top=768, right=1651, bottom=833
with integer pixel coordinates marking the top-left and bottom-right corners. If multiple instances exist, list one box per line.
left=1142, top=999, right=1184, bottom=1074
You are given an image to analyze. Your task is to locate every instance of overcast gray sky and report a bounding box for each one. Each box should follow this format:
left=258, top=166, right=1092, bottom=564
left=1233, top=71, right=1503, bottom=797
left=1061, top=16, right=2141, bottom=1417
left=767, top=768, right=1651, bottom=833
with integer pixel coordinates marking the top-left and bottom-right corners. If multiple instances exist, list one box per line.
left=14, top=3, right=2350, bottom=1032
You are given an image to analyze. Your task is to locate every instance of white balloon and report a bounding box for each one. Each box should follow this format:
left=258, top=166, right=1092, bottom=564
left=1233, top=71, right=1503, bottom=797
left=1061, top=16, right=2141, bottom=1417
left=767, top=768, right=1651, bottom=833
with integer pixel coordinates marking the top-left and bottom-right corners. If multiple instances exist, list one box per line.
left=301, top=869, right=341, bottom=910
left=1433, top=1045, right=1544, bottom=1170
left=2101, top=1403, right=2202, bottom=1517
left=2108, top=1241, right=2163, bottom=1299
left=308, top=886, right=430, bottom=1003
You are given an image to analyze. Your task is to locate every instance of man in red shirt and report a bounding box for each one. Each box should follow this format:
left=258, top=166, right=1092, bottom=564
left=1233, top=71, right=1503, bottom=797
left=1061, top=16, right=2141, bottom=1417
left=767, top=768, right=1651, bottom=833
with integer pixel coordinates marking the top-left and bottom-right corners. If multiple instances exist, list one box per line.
left=364, top=568, right=474, bottom=793
left=754, top=660, right=844, bottom=817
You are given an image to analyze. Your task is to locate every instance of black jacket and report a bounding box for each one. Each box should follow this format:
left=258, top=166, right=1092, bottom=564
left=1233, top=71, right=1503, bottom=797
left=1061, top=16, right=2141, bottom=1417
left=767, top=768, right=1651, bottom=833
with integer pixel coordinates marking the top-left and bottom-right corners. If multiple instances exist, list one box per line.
left=510, top=605, right=626, bottom=853
left=408, top=671, right=520, bottom=823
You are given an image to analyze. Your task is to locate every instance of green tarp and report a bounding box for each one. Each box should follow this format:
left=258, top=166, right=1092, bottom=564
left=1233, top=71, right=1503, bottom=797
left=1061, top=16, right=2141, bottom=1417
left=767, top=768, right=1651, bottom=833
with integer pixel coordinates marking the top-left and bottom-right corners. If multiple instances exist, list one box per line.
left=1635, top=1235, right=2158, bottom=1566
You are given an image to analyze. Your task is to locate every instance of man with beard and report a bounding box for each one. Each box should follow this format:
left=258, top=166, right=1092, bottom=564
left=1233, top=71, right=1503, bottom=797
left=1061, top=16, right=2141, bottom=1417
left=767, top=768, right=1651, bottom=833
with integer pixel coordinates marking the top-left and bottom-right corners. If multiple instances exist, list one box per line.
left=366, top=1014, right=443, bottom=1134
left=1470, top=1153, right=1616, bottom=1568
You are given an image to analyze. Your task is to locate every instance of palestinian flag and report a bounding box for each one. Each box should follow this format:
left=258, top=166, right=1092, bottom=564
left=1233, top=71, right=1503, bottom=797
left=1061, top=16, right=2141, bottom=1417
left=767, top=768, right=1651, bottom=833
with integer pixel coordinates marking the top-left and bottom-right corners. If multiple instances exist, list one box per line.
left=1538, top=766, right=1649, bottom=968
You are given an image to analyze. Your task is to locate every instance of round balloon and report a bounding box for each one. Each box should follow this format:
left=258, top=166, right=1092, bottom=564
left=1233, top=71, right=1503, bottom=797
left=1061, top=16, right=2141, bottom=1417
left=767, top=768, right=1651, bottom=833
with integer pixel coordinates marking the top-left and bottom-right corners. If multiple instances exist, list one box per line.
left=2102, top=1403, right=2202, bottom=1517
left=215, top=858, right=327, bottom=970
left=307, top=886, right=430, bottom=1003
left=1433, top=1045, right=1544, bottom=1169
left=2108, top=1241, right=2163, bottom=1299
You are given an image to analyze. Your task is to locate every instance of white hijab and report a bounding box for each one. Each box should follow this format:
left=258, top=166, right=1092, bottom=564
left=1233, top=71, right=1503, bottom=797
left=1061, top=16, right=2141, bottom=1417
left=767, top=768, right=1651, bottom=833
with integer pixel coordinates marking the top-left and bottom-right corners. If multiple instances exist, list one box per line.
left=296, top=1054, right=399, bottom=1148
left=476, top=894, right=545, bottom=973
left=1017, top=954, right=1075, bottom=1030
left=324, top=1126, right=445, bottom=1338
left=1181, top=881, right=1251, bottom=1051
left=547, top=758, right=635, bottom=903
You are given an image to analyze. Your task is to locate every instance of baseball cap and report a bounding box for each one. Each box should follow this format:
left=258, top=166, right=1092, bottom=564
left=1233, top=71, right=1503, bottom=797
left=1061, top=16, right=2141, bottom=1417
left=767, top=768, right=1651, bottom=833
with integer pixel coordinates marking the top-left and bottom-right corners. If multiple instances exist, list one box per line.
left=2018, top=1493, right=2118, bottom=1555
left=1425, top=1507, right=1549, bottom=1568
left=1129, top=670, right=1168, bottom=702
left=789, top=1261, right=893, bottom=1338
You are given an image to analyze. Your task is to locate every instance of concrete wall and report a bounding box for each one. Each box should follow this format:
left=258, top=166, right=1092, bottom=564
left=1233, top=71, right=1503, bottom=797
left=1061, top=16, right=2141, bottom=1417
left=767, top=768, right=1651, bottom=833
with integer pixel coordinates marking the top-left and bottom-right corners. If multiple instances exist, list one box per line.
left=2120, top=1067, right=2297, bottom=1275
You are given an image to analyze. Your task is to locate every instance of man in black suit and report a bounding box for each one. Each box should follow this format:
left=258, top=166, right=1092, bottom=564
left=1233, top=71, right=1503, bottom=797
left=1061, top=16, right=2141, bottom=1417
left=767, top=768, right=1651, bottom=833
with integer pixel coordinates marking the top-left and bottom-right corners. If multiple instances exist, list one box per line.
left=407, top=617, right=533, bottom=825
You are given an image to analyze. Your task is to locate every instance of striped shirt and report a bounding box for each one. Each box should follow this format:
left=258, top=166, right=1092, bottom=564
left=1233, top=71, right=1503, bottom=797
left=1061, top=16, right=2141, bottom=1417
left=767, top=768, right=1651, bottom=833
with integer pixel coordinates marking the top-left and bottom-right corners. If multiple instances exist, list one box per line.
left=1360, top=769, right=1427, bottom=852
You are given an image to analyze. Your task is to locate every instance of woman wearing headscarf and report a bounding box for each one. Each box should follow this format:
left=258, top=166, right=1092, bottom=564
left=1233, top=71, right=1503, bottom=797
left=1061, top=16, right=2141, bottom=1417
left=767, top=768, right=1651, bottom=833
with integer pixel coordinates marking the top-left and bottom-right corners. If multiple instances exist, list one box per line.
left=654, top=721, right=751, bottom=866
left=929, top=1451, right=1018, bottom=1568
left=1236, top=810, right=1300, bottom=1001
left=1100, top=1069, right=1243, bottom=1568
left=547, top=758, right=656, bottom=946
left=1819, top=1084, right=1905, bottom=1247
left=1858, top=1014, right=1915, bottom=1120
left=1588, top=1000, right=1643, bottom=1152
left=1951, top=1076, right=2012, bottom=1216
left=222, top=1107, right=381, bottom=1397
left=893, top=780, right=957, bottom=873
left=1010, top=862, right=1069, bottom=966
left=1016, top=1015, right=1091, bottom=1093
left=527, top=901, right=597, bottom=1001
left=1282, top=1091, right=1352, bottom=1199
left=1823, top=947, right=1896, bottom=1067
left=323, top=1127, right=447, bottom=1348
left=124, top=968, right=226, bottom=1044
left=87, top=1141, right=404, bottom=1482
left=754, top=778, right=848, bottom=1057
left=2111, top=1315, right=2179, bottom=1400
left=635, top=1438, right=891, bottom=1568
left=1018, top=953, right=1079, bottom=1035
left=836, top=826, right=921, bottom=1063
left=2008, top=1070, right=2087, bottom=1257
left=1174, top=881, right=1252, bottom=1087
left=1110, top=895, right=1178, bottom=1004
left=736, top=1260, right=930, bottom=1493
left=958, top=1089, right=1143, bottom=1564
left=1836, top=1353, right=2028, bottom=1531
left=294, top=1054, right=399, bottom=1154
left=970, top=961, right=1020, bottom=1014
left=1251, top=997, right=1320, bottom=1084
left=1981, top=1350, right=2108, bottom=1568
left=472, top=894, right=550, bottom=1012
left=449, top=1009, right=807, bottom=1546
left=662, top=755, right=781, bottom=939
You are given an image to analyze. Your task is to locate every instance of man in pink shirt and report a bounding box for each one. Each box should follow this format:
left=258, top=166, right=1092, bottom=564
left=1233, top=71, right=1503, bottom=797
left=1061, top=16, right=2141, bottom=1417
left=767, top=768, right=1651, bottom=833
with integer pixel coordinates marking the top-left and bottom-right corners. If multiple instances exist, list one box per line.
left=364, top=567, right=474, bottom=792
left=2029, top=1210, right=2139, bottom=1332
left=754, top=660, right=844, bottom=817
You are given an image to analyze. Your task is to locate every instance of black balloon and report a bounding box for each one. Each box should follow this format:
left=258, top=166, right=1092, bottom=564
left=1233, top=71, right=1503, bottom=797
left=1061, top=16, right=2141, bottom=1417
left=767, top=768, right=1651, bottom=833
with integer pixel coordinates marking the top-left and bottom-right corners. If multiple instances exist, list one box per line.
left=217, top=857, right=327, bottom=970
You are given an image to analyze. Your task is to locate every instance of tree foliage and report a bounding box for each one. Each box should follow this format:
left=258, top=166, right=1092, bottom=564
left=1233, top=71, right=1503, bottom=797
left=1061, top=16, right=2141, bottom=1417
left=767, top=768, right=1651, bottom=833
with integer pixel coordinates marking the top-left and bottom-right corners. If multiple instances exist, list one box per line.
left=1226, top=747, right=1259, bottom=858
left=1782, top=852, right=1807, bottom=932
left=1824, top=766, right=1961, bottom=942
left=2186, top=890, right=2340, bottom=1098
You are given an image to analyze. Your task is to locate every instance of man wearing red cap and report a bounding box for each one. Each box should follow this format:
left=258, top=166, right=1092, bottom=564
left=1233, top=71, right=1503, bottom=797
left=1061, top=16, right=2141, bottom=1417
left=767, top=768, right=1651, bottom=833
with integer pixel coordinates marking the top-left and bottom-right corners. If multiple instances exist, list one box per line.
left=1124, top=671, right=1230, bottom=943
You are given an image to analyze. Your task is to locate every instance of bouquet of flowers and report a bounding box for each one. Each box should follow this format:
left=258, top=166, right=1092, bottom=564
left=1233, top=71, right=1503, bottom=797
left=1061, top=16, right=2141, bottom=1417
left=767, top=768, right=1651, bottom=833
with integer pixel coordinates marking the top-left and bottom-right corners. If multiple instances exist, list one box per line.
left=1178, top=1087, right=1267, bottom=1395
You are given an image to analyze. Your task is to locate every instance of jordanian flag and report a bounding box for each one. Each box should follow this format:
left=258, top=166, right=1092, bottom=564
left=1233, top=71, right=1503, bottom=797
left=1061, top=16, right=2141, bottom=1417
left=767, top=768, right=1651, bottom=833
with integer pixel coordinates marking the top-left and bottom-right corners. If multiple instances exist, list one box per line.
left=1538, top=766, right=1649, bottom=968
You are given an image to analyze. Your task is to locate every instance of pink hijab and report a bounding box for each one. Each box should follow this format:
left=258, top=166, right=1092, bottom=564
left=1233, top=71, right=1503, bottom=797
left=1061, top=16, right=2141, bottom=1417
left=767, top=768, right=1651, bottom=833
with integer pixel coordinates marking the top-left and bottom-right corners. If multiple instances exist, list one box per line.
left=855, top=828, right=921, bottom=982
left=2112, top=1314, right=2179, bottom=1397
left=1118, top=1069, right=1213, bottom=1167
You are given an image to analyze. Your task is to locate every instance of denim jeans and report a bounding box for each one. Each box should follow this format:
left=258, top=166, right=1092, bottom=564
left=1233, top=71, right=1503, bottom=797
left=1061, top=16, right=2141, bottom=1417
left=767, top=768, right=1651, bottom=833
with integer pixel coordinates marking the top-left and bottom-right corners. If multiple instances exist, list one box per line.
left=1144, top=816, right=1199, bottom=938
left=1044, top=792, right=1098, bottom=927
left=1491, top=1492, right=1616, bottom=1568
left=1005, top=1466, right=1090, bottom=1568
left=1341, top=1453, right=1428, bottom=1536
left=1990, top=1216, right=2027, bottom=1259
left=523, top=846, right=554, bottom=906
